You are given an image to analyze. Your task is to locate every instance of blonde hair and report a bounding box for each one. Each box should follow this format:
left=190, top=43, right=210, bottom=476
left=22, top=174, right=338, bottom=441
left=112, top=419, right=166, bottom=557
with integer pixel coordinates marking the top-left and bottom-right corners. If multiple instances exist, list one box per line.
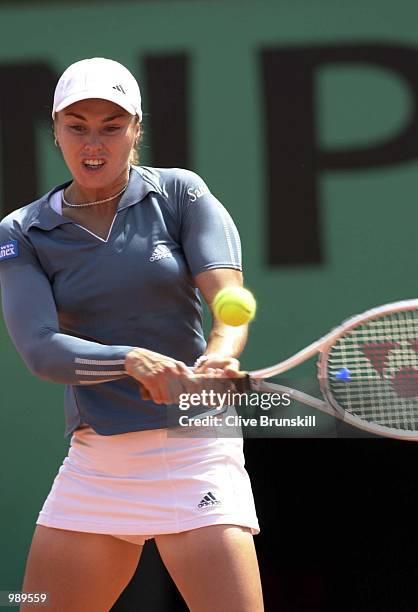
left=129, top=116, right=141, bottom=165
left=129, top=142, right=140, bottom=165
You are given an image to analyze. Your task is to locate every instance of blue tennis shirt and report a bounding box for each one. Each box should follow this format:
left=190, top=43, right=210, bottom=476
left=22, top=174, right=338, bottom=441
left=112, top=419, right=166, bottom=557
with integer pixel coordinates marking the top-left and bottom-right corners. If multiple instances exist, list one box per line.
left=0, top=166, right=242, bottom=437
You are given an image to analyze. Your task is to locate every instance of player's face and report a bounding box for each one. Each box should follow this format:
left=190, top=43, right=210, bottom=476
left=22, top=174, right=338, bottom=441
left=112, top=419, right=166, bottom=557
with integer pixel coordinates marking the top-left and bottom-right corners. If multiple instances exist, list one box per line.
left=54, top=98, right=140, bottom=192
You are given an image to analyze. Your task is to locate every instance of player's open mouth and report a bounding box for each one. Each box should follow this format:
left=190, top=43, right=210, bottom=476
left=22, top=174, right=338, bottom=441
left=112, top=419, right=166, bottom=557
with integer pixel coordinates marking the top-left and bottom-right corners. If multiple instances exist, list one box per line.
left=82, top=159, right=106, bottom=171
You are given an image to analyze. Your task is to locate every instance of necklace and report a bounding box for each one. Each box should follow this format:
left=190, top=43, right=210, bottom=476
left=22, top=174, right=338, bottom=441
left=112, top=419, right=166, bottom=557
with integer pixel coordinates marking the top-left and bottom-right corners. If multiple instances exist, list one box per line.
left=62, top=183, right=129, bottom=208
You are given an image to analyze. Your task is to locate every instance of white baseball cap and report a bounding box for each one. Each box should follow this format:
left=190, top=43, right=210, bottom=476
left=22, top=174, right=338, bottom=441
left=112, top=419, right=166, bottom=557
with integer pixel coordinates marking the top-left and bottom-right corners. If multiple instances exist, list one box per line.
left=52, top=57, right=142, bottom=120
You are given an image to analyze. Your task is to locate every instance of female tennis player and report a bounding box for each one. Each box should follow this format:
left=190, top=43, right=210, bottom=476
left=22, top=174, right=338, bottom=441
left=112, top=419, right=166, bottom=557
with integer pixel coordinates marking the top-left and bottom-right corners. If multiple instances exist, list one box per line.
left=0, top=58, right=263, bottom=611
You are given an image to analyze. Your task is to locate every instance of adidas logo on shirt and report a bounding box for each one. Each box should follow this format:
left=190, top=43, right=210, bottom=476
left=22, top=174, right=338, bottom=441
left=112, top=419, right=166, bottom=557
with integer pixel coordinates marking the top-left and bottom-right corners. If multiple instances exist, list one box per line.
left=149, top=244, right=172, bottom=262
left=197, top=491, right=221, bottom=509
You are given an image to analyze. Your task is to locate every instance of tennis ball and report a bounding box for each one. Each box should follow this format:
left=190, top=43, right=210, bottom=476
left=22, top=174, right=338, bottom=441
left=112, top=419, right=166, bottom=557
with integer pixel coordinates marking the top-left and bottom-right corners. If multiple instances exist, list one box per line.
left=213, top=287, right=257, bottom=326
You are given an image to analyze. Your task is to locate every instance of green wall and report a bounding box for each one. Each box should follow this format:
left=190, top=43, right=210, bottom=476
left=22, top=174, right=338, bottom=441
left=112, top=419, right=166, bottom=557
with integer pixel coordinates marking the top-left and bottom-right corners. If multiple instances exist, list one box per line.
left=1, top=0, right=418, bottom=587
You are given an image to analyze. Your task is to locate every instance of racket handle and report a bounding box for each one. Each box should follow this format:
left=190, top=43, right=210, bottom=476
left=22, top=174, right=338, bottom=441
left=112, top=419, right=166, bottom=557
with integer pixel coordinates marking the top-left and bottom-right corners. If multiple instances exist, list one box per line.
left=233, top=374, right=253, bottom=393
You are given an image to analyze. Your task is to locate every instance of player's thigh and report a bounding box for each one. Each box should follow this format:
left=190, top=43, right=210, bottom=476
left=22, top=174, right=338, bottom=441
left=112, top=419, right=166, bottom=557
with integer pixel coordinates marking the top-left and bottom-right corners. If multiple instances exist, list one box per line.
left=21, top=525, right=143, bottom=612
left=155, top=524, right=264, bottom=612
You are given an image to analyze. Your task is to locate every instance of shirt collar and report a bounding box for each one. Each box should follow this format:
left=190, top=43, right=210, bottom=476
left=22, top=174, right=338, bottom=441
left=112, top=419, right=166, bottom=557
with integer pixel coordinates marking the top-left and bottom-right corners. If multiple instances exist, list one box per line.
left=23, top=166, right=160, bottom=233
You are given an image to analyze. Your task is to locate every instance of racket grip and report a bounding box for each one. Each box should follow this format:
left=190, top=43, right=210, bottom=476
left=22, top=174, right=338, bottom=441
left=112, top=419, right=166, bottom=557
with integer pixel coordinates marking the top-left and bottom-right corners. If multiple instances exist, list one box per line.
left=233, top=374, right=253, bottom=393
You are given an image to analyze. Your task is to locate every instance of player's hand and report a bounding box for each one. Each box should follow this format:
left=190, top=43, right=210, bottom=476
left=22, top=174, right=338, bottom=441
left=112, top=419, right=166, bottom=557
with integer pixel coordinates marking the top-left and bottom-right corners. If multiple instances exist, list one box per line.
left=193, top=353, right=242, bottom=378
left=125, top=348, right=193, bottom=405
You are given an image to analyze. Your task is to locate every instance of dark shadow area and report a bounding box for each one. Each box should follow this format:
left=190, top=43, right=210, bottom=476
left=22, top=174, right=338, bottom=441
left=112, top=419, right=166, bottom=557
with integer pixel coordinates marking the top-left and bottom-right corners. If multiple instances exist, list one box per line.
left=112, top=438, right=418, bottom=611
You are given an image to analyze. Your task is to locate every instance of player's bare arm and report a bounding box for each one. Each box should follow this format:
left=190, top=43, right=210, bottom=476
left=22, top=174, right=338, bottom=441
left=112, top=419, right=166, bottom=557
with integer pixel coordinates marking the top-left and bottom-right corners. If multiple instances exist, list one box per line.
left=194, top=268, right=248, bottom=376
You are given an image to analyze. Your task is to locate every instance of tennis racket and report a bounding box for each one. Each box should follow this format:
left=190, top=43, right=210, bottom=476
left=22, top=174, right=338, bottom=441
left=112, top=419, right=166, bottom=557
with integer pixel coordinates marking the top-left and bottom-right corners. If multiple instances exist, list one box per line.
left=239, top=299, right=418, bottom=440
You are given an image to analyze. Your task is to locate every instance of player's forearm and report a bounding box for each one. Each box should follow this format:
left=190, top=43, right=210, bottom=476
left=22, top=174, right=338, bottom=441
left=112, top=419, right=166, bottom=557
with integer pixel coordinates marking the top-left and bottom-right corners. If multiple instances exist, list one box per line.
left=0, top=252, right=134, bottom=386
left=19, top=329, right=133, bottom=386
left=203, top=321, right=248, bottom=359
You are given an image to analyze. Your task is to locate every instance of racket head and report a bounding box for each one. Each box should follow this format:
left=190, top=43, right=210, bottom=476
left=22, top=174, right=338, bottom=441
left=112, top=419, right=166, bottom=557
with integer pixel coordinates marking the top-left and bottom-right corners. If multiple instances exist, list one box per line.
left=318, top=300, right=418, bottom=438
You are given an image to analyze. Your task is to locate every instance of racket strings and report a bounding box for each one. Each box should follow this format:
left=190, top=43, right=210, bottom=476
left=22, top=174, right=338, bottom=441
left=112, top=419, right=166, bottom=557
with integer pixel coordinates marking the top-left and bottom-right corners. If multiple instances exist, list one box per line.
left=326, top=309, right=418, bottom=431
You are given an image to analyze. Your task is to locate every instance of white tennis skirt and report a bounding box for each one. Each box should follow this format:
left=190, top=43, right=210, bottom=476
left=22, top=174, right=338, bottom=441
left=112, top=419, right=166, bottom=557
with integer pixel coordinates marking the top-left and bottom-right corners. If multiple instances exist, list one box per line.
left=36, top=422, right=260, bottom=546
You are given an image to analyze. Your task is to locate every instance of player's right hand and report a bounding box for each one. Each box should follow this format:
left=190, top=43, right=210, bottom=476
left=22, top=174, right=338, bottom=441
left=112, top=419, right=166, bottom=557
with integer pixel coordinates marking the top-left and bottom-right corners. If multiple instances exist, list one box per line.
left=124, top=347, right=193, bottom=405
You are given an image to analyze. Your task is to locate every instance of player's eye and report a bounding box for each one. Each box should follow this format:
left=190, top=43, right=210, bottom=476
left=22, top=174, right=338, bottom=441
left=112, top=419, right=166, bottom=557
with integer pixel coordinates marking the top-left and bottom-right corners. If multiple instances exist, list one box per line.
left=103, top=125, right=121, bottom=133
left=68, top=124, right=86, bottom=133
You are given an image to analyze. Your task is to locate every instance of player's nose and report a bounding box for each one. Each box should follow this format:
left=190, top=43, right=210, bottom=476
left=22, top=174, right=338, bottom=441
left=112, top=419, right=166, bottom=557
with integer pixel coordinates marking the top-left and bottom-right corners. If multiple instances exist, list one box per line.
left=83, top=132, right=103, bottom=152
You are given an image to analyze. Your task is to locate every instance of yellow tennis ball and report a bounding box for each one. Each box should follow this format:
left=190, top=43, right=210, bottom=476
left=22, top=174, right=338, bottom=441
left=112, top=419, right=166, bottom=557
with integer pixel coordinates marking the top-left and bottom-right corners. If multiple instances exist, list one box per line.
left=213, top=287, right=257, bottom=326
